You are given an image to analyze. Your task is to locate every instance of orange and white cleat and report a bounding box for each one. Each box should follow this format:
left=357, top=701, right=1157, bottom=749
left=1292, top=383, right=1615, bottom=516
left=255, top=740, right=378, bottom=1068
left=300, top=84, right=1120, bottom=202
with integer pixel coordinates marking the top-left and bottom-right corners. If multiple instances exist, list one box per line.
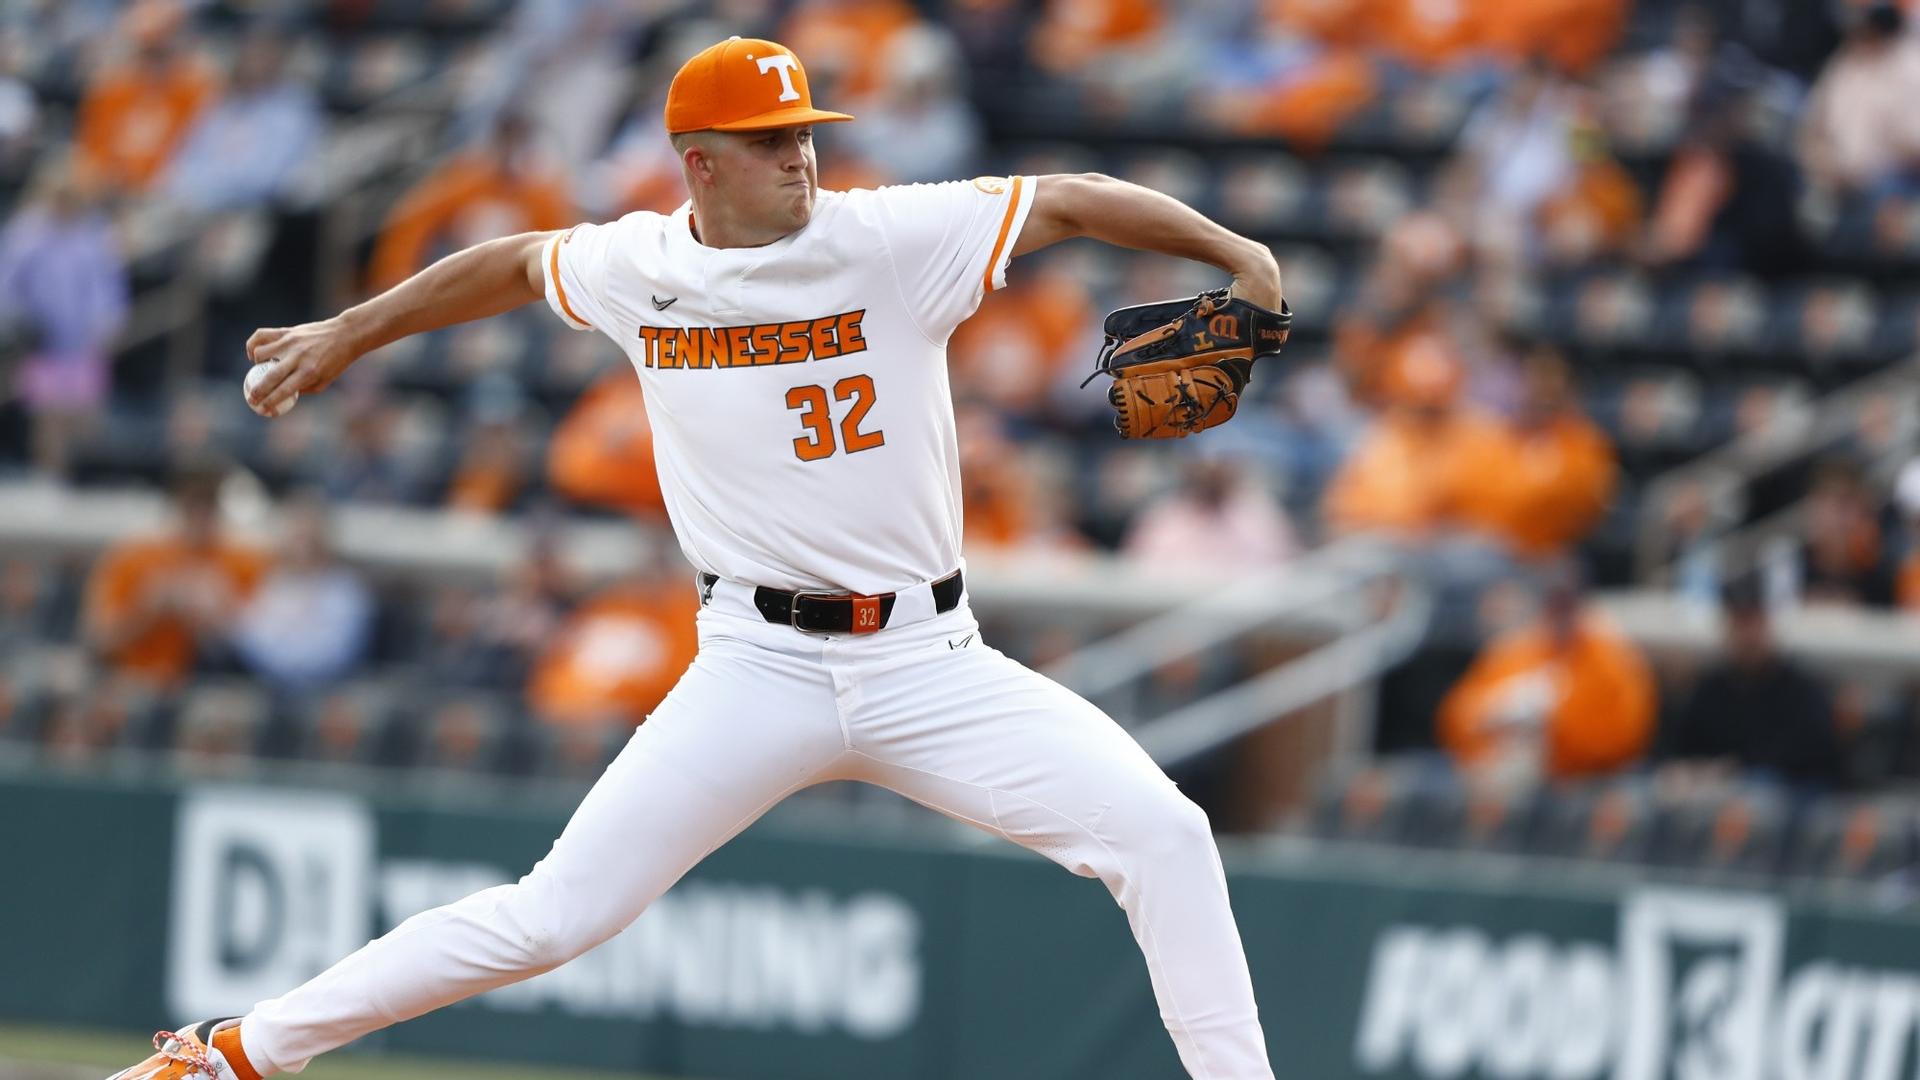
left=106, top=1019, right=246, bottom=1080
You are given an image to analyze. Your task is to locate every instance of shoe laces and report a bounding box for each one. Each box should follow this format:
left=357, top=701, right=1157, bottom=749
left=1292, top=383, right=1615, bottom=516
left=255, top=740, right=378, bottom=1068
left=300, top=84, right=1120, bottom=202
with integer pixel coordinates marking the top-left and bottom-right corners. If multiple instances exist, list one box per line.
left=152, top=1031, right=217, bottom=1077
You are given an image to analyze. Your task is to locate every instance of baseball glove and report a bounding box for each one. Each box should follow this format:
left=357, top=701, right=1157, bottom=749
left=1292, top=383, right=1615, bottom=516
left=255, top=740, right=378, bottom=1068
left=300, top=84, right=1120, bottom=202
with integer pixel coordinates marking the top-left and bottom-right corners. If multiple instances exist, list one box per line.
left=1085, top=288, right=1291, bottom=439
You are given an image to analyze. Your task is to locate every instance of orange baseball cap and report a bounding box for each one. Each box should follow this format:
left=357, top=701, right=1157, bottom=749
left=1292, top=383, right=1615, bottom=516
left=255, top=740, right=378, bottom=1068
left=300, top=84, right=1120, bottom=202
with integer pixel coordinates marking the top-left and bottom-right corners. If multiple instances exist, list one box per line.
left=665, top=37, right=854, bottom=134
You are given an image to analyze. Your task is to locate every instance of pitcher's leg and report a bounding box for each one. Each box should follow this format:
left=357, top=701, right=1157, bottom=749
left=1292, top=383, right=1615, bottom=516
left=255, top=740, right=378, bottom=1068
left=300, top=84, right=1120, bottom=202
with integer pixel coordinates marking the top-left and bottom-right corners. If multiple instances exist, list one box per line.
left=242, top=643, right=842, bottom=1073
left=847, top=637, right=1273, bottom=1080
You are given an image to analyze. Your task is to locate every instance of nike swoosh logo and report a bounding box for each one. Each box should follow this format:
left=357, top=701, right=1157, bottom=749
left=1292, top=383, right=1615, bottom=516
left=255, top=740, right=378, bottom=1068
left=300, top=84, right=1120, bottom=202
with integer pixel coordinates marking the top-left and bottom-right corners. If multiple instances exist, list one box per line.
left=651, top=295, right=678, bottom=311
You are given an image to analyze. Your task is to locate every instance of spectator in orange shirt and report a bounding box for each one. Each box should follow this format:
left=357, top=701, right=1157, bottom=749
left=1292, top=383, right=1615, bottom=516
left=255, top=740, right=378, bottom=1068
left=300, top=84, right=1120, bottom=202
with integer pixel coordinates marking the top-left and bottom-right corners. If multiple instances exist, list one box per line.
left=1251, top=56, right=1380, bottom=151
left=1198, top=28, right=1379, bottom=148
left=1537, top=121, right=1645, bottom=266
left=82, top=462, right=268, bottom=689
left=782, top=0, right=924, bottom=103
left=959, top=433, right=1033, bottom=550
left=1338, top=312, right=1455, bottom=412
left=1321, top=339, right=1510, bottom=539
left=1264, top=0, right=1376, bottom=49
left=1040, top=0, right=1164, bottom=61
left=1368, top=0, right=1486, bottom=71
left=1457, top=346, right=1617, bottom=558
left=1439, top=565, right=1656, bottom=783
left=73, top=1, right=217, bottom=191
left=445, top=376, right=533, bottom=516
left=547, top=371, right=666, bottom=519
left=527, top=570, right=700, bottom=729
left=956, top=406, right=1089, bottom=554
left=1186, top=0, right=1380, bottom=147
left=1332, top=212, right=1465, bottom=409
left=446, top=416, right=531, bottom=515
left=368, top=113, right=573, bottom=290
left=1187, top=0, right=1383, bottom=146
left=1476, top=0, right=1626, bottom=74
left=1030, top=0, right=1164, bottom=76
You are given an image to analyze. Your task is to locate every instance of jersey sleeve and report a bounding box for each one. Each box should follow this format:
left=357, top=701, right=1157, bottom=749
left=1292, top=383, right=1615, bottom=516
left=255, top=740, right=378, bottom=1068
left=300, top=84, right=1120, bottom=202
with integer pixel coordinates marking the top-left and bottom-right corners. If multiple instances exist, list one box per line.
left=542, top=221, right=620, bottom=334
left=872, top=175, right=1037, bottom=340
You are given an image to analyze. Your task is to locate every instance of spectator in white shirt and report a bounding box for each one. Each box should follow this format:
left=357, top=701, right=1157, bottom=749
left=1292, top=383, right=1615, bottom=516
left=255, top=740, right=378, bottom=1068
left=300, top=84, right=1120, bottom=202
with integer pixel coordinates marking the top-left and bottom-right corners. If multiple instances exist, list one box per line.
left=1799, top=4, right=1920, bottom=201
left=162, top=25, right=322, bottom=212
left=231, top=492, right=373, bottom=691
left=1124, top=455, right=1297, bottom=570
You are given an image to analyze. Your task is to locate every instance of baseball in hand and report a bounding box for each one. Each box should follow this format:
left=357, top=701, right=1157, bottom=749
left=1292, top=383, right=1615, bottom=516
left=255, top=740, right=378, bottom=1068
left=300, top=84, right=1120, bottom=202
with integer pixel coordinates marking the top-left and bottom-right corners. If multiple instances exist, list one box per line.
left=244, top=359, right=298, bottom=418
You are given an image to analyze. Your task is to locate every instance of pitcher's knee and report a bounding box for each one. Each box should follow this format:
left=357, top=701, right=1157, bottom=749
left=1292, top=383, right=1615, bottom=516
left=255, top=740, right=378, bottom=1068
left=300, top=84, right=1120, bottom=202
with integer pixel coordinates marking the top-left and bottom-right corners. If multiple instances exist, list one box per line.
left=515, top=922, right=576, bottom=972
left=492, top=877, right=608, bottom=971
left=1118, top=790, right=1219, bottom=865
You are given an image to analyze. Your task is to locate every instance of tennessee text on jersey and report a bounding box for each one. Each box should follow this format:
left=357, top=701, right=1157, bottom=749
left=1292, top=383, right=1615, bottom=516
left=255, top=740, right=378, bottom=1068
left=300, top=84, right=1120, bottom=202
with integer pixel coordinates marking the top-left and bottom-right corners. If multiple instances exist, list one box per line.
left=636, top=311, right=868, bottom=369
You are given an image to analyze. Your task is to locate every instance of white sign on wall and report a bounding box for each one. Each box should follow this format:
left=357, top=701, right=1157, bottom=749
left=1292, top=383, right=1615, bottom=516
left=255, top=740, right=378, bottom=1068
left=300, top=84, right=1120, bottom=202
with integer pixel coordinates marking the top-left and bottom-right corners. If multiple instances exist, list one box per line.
left=1355, top=886, right=1920, bottom=1080
left=166, top=788, right=374, bottom=1019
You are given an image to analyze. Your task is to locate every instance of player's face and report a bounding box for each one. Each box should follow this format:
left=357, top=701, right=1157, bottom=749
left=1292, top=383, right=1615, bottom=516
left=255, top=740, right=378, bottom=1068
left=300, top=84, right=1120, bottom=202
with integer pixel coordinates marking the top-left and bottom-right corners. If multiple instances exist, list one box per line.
left=712, top=125, right=818, bottom=235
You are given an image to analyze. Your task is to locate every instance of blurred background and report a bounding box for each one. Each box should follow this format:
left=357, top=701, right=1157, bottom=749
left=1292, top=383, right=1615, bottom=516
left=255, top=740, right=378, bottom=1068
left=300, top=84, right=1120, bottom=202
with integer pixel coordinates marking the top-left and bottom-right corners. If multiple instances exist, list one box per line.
left=4, top=0, right=1920, bottom=1077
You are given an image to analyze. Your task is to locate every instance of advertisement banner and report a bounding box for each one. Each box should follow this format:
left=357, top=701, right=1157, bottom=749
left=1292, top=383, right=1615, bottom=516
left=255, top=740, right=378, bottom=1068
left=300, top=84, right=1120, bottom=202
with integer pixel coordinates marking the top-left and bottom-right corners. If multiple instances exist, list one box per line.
left=1328, top=878, right=1920, bottom=1080
left=6, top=770, right=1920, bottom=1080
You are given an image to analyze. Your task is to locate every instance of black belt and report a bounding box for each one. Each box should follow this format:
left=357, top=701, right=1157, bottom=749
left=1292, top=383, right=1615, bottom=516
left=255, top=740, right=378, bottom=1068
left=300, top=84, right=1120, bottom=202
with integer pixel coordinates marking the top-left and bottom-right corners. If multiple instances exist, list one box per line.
left=699, top=570, right=964, bottom=634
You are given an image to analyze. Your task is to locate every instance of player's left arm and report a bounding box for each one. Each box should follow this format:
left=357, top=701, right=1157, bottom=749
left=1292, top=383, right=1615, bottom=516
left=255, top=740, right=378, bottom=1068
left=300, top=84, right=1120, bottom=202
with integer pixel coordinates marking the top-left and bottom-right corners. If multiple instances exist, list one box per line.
left=1013, top=173, right=1284, bottom=309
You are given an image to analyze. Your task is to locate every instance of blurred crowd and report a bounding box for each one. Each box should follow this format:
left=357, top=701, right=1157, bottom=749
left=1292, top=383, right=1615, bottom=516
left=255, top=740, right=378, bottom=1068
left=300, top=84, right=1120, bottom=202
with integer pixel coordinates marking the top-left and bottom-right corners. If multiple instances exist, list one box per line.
left=2, top=459, right=699, bottom=778
left=0, top=0, right=1918, bottom=868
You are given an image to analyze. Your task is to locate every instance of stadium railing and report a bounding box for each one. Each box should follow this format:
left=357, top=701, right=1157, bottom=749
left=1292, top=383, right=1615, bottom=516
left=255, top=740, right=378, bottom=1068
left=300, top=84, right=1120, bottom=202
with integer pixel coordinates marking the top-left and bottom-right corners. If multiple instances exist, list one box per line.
left=1634, top=356, right=1920, bottom=585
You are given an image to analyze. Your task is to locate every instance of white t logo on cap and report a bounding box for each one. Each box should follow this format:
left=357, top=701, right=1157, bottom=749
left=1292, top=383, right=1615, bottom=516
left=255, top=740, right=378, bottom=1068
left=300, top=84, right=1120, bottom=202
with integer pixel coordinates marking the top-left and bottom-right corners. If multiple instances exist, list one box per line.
left=755, top=54, right=801, bottom=102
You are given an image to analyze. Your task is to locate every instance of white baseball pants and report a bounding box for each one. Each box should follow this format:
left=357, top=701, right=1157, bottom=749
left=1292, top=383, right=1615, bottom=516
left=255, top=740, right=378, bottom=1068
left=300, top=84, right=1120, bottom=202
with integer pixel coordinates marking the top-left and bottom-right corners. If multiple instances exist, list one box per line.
left=240, top=577, right=1275, bottom=1080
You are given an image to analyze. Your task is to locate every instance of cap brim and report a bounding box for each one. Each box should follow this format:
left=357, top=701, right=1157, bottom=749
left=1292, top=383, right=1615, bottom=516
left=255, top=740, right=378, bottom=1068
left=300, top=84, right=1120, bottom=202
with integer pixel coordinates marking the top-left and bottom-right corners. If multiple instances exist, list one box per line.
left=707, top=106, right=855, bottom=132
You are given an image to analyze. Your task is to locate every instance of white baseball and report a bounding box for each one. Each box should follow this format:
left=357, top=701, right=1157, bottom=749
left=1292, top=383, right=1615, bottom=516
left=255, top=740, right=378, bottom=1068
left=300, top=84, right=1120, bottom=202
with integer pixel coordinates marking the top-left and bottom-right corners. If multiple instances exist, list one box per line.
left=244, top=360, right=299, bottom=418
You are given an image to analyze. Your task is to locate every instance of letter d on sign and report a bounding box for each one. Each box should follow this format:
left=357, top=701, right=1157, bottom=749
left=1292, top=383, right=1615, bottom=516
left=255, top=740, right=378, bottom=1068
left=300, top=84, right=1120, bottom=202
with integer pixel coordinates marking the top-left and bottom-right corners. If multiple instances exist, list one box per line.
left=167, top=789, right=374, bottom=1019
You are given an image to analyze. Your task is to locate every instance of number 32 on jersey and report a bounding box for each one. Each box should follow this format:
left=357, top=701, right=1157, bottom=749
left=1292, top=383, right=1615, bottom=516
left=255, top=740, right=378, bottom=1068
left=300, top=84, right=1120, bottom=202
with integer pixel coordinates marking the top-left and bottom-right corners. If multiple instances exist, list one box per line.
left=786, top=374, right=885, bottom=462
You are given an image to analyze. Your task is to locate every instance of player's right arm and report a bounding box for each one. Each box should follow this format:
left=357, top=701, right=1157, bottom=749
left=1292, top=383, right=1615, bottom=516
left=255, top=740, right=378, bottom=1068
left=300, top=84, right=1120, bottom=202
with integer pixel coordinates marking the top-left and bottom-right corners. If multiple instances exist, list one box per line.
left=1014, top=174, right=1283, bottom=310
left=243, top=230, right=558, bottom=414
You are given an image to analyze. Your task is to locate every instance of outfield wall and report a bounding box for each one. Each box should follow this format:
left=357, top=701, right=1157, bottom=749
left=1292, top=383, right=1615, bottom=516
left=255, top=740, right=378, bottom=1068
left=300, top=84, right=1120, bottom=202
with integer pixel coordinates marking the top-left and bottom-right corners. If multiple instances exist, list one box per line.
left=5, top=767, right=1920, bottom=1080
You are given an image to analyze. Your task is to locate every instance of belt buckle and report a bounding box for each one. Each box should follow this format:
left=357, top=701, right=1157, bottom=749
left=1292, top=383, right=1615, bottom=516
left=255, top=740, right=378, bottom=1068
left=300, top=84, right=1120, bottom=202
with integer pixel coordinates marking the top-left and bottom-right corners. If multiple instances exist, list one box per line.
left=788, top=591, right=845, bottom=634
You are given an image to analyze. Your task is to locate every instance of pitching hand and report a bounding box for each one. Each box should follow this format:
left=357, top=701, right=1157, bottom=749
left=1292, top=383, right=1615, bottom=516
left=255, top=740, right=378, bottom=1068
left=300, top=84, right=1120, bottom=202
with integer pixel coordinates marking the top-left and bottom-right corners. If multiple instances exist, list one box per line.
left=244, top=318, right=362, bottom=414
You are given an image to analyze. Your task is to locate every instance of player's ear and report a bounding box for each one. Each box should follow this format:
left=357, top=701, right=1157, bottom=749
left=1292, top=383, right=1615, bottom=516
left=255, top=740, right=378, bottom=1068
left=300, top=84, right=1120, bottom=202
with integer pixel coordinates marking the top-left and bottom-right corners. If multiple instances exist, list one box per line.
left=677, top=132, right=720, bottom=186
left=671, top=133, right=707, bottom=185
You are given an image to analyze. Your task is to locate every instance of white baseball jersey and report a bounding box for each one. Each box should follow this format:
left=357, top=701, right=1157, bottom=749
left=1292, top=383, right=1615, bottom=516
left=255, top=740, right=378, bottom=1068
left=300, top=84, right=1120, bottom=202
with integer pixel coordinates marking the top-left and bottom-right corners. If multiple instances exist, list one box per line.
left=541, top=176, right=1036, bottom=594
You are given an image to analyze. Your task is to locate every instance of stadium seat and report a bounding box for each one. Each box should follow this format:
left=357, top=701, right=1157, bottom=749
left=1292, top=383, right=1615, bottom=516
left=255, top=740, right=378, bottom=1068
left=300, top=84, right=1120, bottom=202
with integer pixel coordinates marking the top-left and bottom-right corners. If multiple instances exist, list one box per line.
left=1527, top=777, right=1655, bottom=865
left=1645, top=782, right=1788, bottom=876
left=1306, top=761, right=1413, bottom=846
left=1787, top=798, right=1919, bottom=884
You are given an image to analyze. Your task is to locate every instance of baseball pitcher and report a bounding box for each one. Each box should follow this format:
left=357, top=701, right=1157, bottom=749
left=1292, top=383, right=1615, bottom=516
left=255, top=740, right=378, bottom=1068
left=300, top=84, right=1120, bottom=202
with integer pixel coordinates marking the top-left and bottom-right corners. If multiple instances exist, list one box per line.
left=116, top=36, right=1288, bottom=1080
